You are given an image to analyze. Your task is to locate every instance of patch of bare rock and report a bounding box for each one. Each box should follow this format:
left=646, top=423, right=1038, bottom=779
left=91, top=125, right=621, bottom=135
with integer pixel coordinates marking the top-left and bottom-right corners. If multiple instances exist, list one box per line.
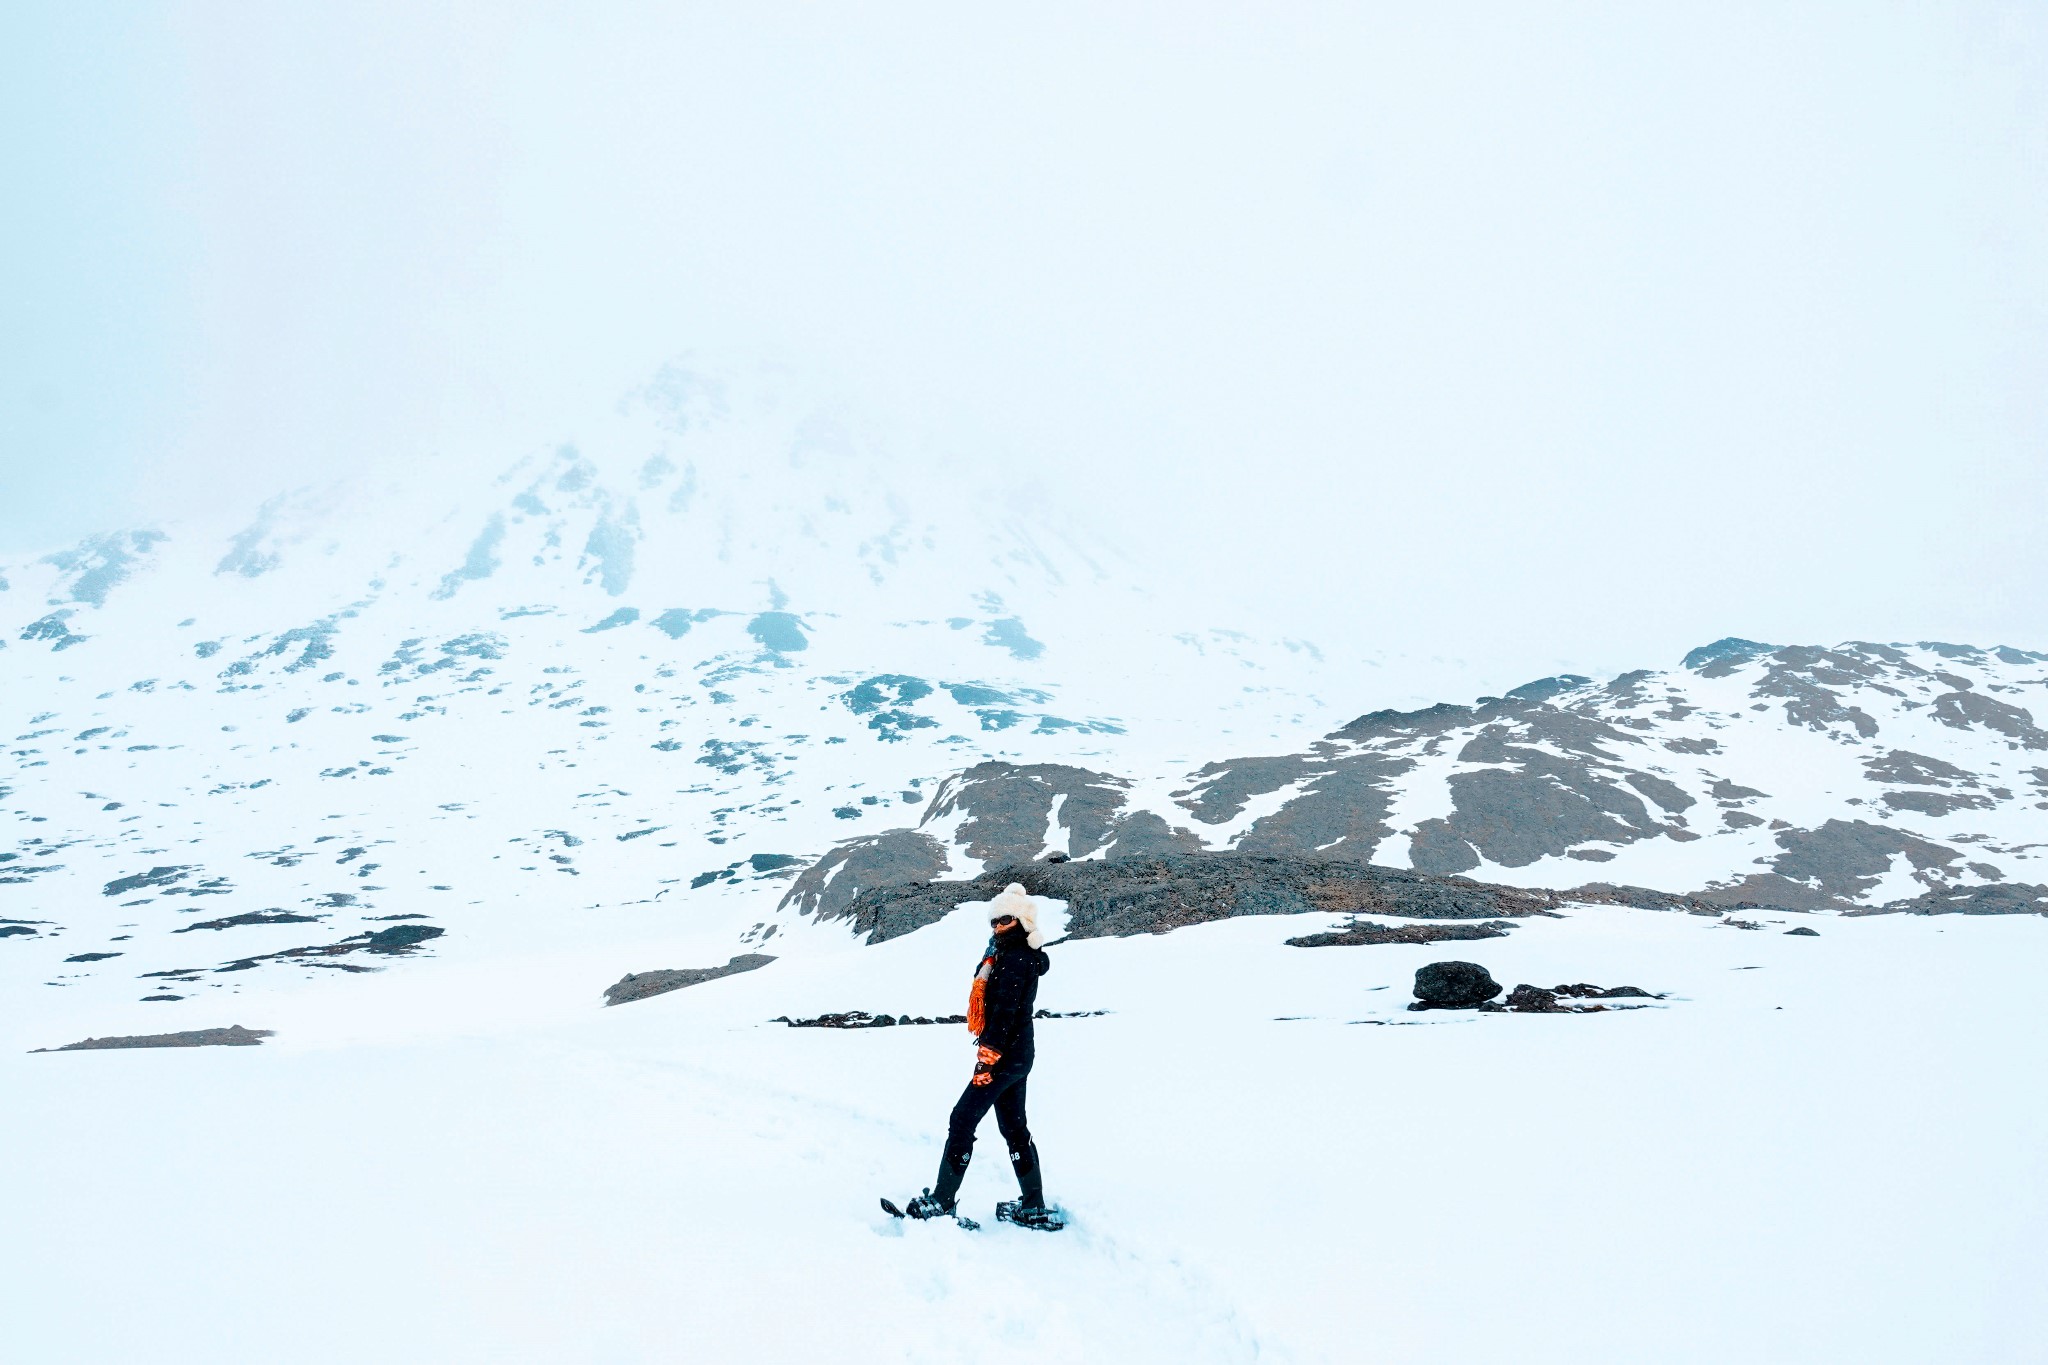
left=32, top=1025, right=273, bottom=1052
left=1287, top=918, right=1518, bottom=948
left=770, top=1008, right=1105, bottom=1029
left=604, top=952, right=776, bottom=1006
left=1407, top=960, right=1661, bottom=1014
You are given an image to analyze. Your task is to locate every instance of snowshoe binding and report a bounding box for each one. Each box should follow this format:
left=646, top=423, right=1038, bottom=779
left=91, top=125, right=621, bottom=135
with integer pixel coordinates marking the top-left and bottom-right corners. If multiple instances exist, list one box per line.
left=881, top=1192, right=979, bottom=1231
left=995, top=1200, right=1067, bottom=1231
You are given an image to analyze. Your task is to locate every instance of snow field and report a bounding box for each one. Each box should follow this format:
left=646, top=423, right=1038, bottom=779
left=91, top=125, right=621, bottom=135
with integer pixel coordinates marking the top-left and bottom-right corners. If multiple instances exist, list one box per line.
left=7, top=902, right=2046, bottom=1363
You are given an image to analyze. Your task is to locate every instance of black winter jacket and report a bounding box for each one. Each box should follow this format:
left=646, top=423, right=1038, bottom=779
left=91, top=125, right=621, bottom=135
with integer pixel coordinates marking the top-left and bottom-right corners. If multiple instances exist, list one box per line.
left=977, top=929, right=1050, bottom=1065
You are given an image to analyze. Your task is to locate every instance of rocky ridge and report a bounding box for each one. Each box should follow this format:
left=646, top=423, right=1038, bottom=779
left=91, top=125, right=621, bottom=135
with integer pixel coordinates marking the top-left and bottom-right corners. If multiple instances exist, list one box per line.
left=785, top=640, right=2048, bottom=929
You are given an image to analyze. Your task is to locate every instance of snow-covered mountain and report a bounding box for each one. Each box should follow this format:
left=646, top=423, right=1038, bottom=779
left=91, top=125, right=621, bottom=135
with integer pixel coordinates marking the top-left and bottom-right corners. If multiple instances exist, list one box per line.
left=0, top=369, right=1363, bottom=1033
left=4, top=369, right=2046, bottom=1040
left=9, top=374, right=2048, bottom=1365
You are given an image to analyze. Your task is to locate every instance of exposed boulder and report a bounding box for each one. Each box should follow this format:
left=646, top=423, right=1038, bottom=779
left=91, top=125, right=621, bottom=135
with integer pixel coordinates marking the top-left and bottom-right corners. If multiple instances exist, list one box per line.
left=1786, top=926, right=1821, bottom=936
left=605, top=953, right=776, bottom=1006
left=1409, top=960, right=1503, bottom=1010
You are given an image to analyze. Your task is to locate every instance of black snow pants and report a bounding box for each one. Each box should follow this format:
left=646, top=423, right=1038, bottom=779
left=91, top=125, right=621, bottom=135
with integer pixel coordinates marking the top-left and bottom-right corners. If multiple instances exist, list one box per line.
left=946, top=1066, right=1031, bottom=1163
left=932, top=1059, right=1040, bottom=1204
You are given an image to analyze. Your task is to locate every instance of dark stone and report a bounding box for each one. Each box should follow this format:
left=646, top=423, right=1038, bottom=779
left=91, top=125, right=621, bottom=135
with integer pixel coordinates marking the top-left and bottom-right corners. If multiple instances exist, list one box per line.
left=1504, top=984, right=1570, bottom=1012
left=1786, top=926, right=1820, bottom=936
left=1044, top=851, right=1070, bottom=863
left=1553, top=983, right=1659, bottom=998
left=604, top=953, right=777, bottom=1006
left=1410, top=960, right=1502, bottom=1009
left=774, top=1011, right=897, bottom=1029
left=64, top=952, right=122, bottom=962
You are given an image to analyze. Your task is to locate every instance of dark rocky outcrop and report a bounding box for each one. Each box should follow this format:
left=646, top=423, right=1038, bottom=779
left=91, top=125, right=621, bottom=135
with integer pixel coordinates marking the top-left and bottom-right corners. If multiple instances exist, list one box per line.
left=604, top=952, right=776, bottom=1006
left=1287, top=919, right=1518, bottom=948
left=1176, top=750, right=1408, bottom=860
left=1552, top=982, right=1658, bottom=998
left=836, top=853, right=1567, bottom=946
left=1930, top=690, right=2048, bottom=749
left=926, top=761, right=1203, bottom=865
left=1786, top=926, right=1821, bottom=935
left=773, top=1008, right=1102, bottom=1029
left=1862, top=750, right=1979, bottom=787
left=215, top=922, right=445, bottom=974
left=1409, top=960, right=1502, bottom=1009
left=1694, top=820, right=1969, bottom=911
left=1848, top=882, right=2048, bottom=917
left=779, top=829, right=950, bottom=922
left=774, top=1011, right=944, bottom=1028
left=1502, top=982, right=1660, bottom=1013
left=33, top=1025, right=272, bottom=1052
left=1503, top=984, right=1571, bottom=1012
left=176, top=909, right=328, bottom=932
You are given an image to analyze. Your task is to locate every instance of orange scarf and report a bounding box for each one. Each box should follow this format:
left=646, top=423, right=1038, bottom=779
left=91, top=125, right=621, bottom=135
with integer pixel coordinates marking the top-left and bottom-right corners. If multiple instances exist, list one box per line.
left=966, top=940, right=996, bottom=1036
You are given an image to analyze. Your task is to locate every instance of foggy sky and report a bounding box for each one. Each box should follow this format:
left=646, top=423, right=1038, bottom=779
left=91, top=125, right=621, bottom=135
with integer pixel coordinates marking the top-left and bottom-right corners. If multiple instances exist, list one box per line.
left=3, top=2, right=2044, bottom=680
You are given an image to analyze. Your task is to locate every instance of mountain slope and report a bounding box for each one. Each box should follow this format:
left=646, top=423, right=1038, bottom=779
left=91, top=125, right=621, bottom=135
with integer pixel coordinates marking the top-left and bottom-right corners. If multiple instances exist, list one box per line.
left=790, top=639, right=2048, bottom=932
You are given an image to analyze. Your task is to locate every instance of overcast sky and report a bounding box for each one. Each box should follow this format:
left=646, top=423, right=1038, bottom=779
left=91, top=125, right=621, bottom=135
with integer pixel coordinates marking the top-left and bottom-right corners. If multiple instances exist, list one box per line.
left=3, top=2, right=2043, bottom=676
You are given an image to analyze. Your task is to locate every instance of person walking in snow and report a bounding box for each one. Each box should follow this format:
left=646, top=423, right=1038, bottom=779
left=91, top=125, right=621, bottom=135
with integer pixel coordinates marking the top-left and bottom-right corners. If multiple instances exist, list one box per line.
left=902, top=882, right=1063, bottom=1230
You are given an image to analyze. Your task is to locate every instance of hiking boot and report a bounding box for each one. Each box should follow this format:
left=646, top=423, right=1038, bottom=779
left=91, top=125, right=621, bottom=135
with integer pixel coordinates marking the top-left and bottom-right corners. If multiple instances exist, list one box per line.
left=995, top=1199, right=1067, bottom=1231
left=904, top=1188, right=956, bottom=1220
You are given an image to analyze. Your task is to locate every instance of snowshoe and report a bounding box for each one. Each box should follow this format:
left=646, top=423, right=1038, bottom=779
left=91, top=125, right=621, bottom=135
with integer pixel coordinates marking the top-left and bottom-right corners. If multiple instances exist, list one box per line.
left=881, top=1194, right=980, bottom=1231
left=995, top=1199, right=1067, bottom=1231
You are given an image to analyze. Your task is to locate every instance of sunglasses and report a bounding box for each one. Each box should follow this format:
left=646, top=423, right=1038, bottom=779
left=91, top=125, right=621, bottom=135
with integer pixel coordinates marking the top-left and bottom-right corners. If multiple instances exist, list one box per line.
left=990, top=914, right=1018, bottom=927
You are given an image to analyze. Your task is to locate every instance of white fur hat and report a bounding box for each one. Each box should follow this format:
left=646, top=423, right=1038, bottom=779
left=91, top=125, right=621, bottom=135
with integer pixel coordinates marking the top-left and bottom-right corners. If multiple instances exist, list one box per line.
left=988, top=882, right=1043, bottom=949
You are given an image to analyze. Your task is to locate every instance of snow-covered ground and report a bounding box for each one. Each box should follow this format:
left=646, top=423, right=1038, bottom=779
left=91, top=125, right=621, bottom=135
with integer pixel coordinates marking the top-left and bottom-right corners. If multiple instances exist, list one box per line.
left=9, top=897, right=2044, bottom=1363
